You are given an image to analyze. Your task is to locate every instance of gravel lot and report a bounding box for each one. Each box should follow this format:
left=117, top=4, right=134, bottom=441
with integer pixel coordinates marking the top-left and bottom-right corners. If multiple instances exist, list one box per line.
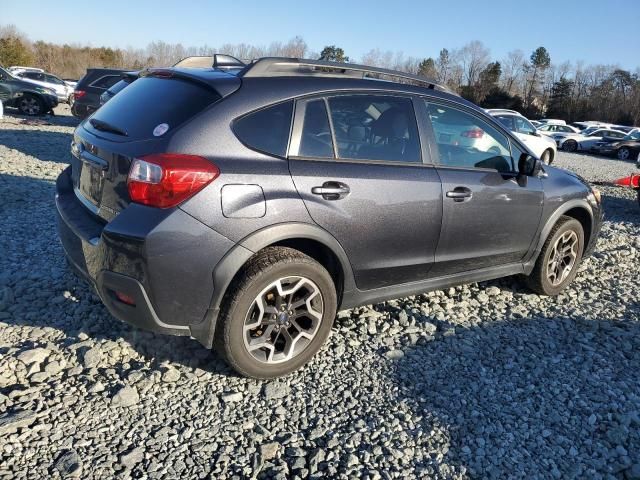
left=1, top=106, right=639, bottom=479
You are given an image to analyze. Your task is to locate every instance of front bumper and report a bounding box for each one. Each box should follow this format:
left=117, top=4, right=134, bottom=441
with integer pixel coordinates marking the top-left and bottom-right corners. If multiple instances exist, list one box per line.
left=584, top=203, right=604, bottom=258
left=55, top=166, right=234, bottom=342
left=42, top=94, right=58, bottom=109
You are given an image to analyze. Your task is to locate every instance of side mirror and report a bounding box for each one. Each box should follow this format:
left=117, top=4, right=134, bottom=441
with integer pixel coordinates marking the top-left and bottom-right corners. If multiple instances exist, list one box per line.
left=517, top=153, right=543, bottom=186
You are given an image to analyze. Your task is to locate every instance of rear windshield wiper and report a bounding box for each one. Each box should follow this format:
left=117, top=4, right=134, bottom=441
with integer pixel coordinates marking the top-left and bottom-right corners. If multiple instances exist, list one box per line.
left=89, top=118, right=128, bottom=137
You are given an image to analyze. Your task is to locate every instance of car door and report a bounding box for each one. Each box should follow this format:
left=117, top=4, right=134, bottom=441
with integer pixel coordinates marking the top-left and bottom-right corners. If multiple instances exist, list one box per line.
left=288, top=94, right=443, bottom=290
left=423, top=101, right=544, bottom=277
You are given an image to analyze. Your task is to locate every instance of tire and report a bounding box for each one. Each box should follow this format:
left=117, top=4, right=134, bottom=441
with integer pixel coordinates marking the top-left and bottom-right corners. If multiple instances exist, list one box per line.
left=18, top=94, right=43, bottom=116
left=68, top=94, right=74, bottom=107
left=617, top=147, right=631, bottom=161
left=526, top=216, right=584, bottom=296
left=215, top=246, right=337, bottom=379
left=562, top=140, right=578, bottom=152
left=540, top=149, right=552, bottom=164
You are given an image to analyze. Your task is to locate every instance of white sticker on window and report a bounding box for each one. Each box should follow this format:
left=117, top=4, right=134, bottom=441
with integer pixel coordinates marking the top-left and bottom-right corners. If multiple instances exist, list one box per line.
left=153, top=123, right=169, bottom=137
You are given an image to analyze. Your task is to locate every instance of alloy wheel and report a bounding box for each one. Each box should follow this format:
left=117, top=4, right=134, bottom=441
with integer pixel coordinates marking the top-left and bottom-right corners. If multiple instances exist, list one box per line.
left=243, top=276, right=324, bottom=364
left=617, top=148, right=630, bottom=160
left=19, top=97, right=40, bottom=115
left=546, top=230, right=578, bottom=286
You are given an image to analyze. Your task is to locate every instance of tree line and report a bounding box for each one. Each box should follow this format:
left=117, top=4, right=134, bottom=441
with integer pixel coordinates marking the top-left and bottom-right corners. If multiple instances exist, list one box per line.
left=1, top=24, right=638, bottom=126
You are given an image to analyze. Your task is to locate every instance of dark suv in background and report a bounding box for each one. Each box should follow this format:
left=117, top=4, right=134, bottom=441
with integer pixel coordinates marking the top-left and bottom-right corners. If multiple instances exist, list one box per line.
left=56, top=58, right=603, bottom=378
left=71, top=68, right=127, bottom=118
left=0, top=66, right=58, bottom=115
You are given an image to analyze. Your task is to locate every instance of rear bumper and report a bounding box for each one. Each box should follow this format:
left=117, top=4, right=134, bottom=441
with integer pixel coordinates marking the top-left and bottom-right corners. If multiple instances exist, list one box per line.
left=70, top=101, right=96, bottom=119
left=55, top=166, right=235, bottom=342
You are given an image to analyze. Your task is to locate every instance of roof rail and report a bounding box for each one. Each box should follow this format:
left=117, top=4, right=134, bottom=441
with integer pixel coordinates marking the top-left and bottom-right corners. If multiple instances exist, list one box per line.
left=239, top=57, right=456, bottom=95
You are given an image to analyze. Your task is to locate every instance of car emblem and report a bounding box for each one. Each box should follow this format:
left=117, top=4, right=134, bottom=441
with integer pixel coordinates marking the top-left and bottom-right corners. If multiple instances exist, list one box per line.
left=153, top=123, right=169, bottom=137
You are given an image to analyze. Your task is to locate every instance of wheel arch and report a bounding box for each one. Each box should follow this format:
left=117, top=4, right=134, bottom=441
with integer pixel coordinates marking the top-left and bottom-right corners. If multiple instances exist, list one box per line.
left=190, top=223, right=356, bottom=348
left=524, top=200, right=594, bottom=274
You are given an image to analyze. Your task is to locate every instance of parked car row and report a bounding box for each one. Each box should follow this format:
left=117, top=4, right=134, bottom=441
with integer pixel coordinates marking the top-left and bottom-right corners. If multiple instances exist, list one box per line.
left=8, top=66, right=75, bottom=104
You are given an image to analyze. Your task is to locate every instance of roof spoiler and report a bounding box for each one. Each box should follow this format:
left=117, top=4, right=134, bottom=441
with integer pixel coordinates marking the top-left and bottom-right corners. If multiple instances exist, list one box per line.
left=172, top=54, right=246, bottom=71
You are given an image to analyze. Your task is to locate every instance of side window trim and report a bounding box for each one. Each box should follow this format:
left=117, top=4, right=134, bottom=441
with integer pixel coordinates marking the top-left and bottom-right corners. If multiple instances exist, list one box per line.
left=323, top=97, right=339, bottom=159
left=423, top=98, right=516, bottom=173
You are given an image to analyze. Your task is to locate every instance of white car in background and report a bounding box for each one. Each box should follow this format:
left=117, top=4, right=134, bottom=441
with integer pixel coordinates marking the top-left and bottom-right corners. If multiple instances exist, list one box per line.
left=486, top=109, right=558, bottom=164
left=554, top=127, right=627, bottom=152
left=538, top=118, right=566, bottom=126
left=13, top=70, right=74, bottom=104
left=537, top=124, right=580, bottom=136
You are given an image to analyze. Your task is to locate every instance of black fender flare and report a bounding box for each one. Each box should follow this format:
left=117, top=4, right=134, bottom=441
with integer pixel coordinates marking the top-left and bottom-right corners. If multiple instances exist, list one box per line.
left=523, top=199, right=594, bottom=273
left=190, top=222, right=356, bottom=347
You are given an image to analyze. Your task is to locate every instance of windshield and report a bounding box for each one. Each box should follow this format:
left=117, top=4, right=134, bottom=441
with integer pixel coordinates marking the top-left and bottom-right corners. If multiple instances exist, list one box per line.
left=583, top=127, right=600, bottom=136
left=624, top=131, right=640, bottom=141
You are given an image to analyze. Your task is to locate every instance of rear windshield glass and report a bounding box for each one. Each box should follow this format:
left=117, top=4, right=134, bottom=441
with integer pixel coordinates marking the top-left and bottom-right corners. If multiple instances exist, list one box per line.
left=87, top=76, right=220, bottom=140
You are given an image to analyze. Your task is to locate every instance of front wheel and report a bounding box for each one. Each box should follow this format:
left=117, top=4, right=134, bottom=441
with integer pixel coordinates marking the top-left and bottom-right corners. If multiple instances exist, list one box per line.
left=215, top=247, right=337, bottom=379
left=526, top=216, right=584, bottom=296
left=540, top=149, right=553, bottom=164
left=617, top=147, right=631, bottom=161
left=562, top=140, right=578, bottom=152
left=18, top=94, right=43, bottom=116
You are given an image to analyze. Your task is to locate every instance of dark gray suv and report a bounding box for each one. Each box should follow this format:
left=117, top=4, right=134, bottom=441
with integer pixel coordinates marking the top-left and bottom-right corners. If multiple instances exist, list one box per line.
left=56, top=58, right=603, bottom=378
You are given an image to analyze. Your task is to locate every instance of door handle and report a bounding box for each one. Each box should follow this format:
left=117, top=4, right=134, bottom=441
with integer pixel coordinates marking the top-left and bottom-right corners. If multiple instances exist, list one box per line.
left=311, top=182, right=350, bottom=200
left=446, top=187, right=472, bottom=202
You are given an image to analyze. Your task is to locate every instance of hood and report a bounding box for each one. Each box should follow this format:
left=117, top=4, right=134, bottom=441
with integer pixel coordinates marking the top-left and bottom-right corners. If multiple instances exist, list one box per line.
left=544, top=164, right=591, bottom=190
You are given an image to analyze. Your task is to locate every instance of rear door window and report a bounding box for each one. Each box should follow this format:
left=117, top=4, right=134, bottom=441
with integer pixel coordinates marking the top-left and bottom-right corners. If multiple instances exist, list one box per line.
left=327, top=95, right=421, bottom=163
left=234, top=101, right=293, bottom=157
left=86, top=76, right=221, bottom=141
left=91, top=75, right=121, bottom=89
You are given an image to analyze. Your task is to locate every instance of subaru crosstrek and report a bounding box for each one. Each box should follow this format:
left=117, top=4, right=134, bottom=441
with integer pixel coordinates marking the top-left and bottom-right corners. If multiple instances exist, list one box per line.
left=56, top=58, right=603, bottom=378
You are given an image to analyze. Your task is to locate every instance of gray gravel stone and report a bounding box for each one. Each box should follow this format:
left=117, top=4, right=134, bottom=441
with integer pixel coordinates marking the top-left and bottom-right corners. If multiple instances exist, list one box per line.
left=111, top=386, right=139, bottom=408
left=52, top=449, right=82, bottom=478
left=263, top=382, right=290, bottom=400
left=0, top=410, right=36, bottom=435
left=17, top=347, right=50, bottom=365
left=120, top=447, right=144, bottom=469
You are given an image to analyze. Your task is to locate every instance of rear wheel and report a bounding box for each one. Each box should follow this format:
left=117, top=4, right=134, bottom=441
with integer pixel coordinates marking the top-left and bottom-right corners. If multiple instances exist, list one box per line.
left=215, top=247, right=337, bottom=379
left=18, top=94, right=43, bottom=116
left=617, top=147, right=631, bottom=160
left=527, top=216, right=584, bottom=296
left=562, top=140, right=578, bottom=152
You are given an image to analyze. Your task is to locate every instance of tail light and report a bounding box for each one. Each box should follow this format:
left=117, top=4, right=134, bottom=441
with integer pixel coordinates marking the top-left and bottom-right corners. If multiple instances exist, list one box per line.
left=127, top=154, right=220, bottom=208
left=461, top=129, right=484, bottom=138
left=73, top=90, right=86, bottom=99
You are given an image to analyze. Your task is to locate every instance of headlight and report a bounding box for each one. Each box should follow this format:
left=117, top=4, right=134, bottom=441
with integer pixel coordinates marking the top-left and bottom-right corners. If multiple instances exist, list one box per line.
left=587, top=187, right=601, bottom=207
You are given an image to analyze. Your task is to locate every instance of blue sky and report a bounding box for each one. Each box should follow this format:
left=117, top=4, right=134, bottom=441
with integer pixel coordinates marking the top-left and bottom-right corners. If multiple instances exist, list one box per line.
left=3, top=0, right=640, bottom=69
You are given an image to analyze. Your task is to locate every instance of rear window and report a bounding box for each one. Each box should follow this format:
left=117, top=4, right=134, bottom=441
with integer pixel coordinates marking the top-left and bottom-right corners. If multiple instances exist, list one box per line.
left=86, top=76, right=220, bottom=140
left=233, top=101, right=293, bottom=157
left=91, top=75, right=122, bottom=89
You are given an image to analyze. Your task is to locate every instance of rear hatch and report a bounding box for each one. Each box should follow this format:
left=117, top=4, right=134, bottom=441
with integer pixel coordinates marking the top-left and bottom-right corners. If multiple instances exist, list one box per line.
left=70, top=70, right=240, bottom=222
